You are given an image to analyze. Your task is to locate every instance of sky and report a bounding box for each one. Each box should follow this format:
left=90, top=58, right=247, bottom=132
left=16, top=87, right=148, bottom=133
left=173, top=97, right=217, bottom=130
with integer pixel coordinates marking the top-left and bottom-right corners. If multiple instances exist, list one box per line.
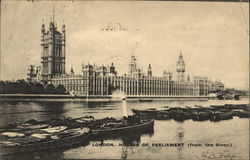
left=1, top=1, right=249, bottom=90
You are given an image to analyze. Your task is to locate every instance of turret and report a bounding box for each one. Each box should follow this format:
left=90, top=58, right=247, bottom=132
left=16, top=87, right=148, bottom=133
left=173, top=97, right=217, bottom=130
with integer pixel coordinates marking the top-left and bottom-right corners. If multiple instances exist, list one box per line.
left=41, top=23, right=45, bottom=35
left=62, top=24, right=66, bottom=39
left=70, top=67, right=74, bottom=75
left=147, top=64, right=152, bottom=77
left=187, top=75, right=190, bottom=82
left=129, top=55, right=137, bottom=76
left=109, top=62, right=117, bottom=75
left=164, top=70, right=172, bottom=81
left=49, top=18, right=54, bottom=32
left=62, top=24, right=66, bottom=33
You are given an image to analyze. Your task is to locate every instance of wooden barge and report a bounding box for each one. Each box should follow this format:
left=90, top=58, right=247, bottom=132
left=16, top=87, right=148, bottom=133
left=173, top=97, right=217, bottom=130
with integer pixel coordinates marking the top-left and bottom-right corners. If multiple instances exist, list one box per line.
left=91, top=119, right=154, bottom=137
left=0, top=128, right=90, bottom=156
left=132, top=104, right=249, bottom=122
left=0, top=115, right=155, bottom=156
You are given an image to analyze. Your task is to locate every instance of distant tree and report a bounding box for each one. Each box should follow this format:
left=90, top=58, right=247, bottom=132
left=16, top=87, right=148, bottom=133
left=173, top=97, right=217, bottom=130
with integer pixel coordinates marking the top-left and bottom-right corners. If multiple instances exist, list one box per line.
left=30, top=82, right=45, bottom=94
left=46, top=84, right=56, bottom=94
left=0, top=81, right=5, bottom=93
left=16, top=79, right=31, bottom=93
left=56, top=84, right=67, bottom=94
left=35, top=83, right=45, bottom=94
left=0, top=80, right=47, bottom=94
left=29, top=82, right=37, bottom=93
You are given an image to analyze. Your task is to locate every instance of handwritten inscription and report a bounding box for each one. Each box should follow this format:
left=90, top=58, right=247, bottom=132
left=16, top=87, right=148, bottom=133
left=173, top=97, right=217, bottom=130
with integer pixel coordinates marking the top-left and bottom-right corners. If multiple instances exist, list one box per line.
left=196, top=150, right=236, bottom=160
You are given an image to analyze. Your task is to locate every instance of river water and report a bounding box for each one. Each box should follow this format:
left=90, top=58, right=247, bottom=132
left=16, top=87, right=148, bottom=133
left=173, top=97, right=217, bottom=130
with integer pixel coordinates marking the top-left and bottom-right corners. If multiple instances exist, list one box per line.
left=0, top=98, right=249, bottom=160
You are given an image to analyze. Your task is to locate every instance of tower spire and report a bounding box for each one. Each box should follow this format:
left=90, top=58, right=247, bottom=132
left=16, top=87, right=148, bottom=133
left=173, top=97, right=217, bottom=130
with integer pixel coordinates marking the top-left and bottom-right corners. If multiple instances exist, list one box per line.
left=179, top=49, right=183, bottom=58
left=53, top=1, right=55, bottom=24
left=147, top=64, right=152, bottom=77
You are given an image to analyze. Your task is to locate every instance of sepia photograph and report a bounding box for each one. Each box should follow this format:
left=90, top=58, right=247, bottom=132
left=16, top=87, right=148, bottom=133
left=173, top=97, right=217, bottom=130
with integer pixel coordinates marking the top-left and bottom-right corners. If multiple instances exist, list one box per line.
left=0, top=0, right=249, bottom=159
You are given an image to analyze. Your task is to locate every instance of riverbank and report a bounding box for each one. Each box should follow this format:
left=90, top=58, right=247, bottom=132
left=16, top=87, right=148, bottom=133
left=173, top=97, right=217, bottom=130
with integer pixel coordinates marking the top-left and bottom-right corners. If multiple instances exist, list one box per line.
left=0, top=94, right=209, bottom=102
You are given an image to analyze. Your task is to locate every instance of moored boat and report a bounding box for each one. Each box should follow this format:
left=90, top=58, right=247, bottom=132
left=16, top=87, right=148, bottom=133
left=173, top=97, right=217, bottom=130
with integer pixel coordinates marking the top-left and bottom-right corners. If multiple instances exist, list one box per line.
left=156, top=111, right=171, bottom=120
left=210, top=111, right=233, bottom=121
left=168, top=110, right=193, bottom=121
left=232, top=110, right=250, bottom=118
left=0, top=127, right=90, bottom=156
left=139, top=99, right=153, bottom=102
left=217, top=94, right=224, bottom=100
left=192, top=111, right=211, bottom=121
left=0, top=123, right=50, bottom=133
left=91, top=119, right=154, bottom=137
left=234, top=94, right=240, bottom=100
left=132, top=108, right=169, bottom=118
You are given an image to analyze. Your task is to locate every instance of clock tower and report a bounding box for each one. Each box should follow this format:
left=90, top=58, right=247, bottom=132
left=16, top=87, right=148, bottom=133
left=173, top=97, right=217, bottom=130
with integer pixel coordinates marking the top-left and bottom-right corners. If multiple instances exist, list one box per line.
left=176, top=51, right=185, bottom=82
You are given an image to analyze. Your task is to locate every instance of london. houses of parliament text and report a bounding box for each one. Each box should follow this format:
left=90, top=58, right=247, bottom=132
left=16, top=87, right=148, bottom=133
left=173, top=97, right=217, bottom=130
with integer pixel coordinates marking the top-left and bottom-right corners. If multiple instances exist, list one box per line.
left=27, top=20, right=224, bottom=97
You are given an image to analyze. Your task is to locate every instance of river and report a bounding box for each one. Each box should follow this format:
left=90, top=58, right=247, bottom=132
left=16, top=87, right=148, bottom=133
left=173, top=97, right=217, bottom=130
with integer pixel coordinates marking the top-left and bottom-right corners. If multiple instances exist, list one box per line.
left=0, top=98, right=249, bottom=160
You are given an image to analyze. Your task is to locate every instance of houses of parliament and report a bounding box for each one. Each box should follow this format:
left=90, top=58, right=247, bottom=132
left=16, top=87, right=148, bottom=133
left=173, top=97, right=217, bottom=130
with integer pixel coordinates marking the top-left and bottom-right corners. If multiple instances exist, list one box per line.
left=27, top=20, right=224, bottom=97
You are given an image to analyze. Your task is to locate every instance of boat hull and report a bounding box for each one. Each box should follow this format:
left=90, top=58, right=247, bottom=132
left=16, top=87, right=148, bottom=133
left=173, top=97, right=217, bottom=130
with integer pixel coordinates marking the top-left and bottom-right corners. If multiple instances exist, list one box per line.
left=132, top=109, right=169, bottom=119
left=210, top=112, right=233, bottom=121
left=139, top=99, right=153, bottom=102
left=0, top=129, right=91, bottom=156
left=91, top=120, right=154, bottom=137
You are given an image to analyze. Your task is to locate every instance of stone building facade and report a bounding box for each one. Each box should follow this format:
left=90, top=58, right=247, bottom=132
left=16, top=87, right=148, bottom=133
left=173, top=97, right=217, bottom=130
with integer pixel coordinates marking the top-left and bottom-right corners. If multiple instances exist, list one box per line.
left=27, top=65, right=41, bottom=82
left=51, top=53, right=208, bottom=97
left=34, top=20, right=212, bottom=97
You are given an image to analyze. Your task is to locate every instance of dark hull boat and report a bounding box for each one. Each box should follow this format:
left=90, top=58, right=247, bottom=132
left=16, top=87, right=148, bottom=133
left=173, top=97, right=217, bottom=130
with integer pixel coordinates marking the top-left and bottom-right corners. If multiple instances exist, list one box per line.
left=234, top=95, right=240, bottom=100
left=91, top=119, right=154, bottom=137
left=155, top=111, right=171, bottom=120
left=0, top=116, right=94, bottom=133
left=0, top=128, right=90, bottom=156
left=217, top=94, right=224, bottom=100
left=210, top=111, right=233, bottom=121
left=132, top=104, right=249, bottom=122
left=233, top=110, right=250, bottom=118
left=132, top=108, right=169, bottom=119
left=139, top=99, right=153, bottom=102
left=0, top=124, right=50, bottom=133
left=168, top=110, right=193, bottom=121
left=192, top=111, right=211, bottom=121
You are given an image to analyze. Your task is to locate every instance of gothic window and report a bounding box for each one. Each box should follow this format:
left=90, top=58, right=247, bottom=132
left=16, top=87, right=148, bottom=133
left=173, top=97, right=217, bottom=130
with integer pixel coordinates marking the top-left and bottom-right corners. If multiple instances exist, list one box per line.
left=59, top=47, right=61, bottom=57
left=43, top=46, right=49, bottom=57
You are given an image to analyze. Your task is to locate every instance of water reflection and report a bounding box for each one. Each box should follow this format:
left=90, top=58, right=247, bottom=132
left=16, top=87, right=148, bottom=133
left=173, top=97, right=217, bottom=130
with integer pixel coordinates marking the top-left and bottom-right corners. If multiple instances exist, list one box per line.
left=176, top=124, right=185, bottom=160
left=121, top=147, right=128, bottom=159
left=91, top=130, right=154, bottom=160
left=0, top=102, right=66, bottom=127
left=87, top=101, right=118, bottom=108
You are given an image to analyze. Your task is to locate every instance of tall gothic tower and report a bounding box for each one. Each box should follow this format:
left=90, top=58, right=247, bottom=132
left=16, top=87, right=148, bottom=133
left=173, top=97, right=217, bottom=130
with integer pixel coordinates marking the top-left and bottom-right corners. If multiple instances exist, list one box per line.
left=128, top=55, right=137, bottom=76
left=41, top=20, right=66, bottom=81
left=176, top=51, right=185, bottom=82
